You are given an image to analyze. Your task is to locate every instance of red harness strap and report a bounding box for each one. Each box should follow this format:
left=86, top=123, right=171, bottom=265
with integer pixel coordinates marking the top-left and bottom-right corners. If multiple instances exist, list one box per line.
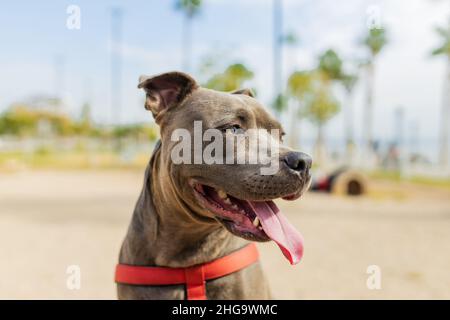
left=115, top=243, right=259, bottom=300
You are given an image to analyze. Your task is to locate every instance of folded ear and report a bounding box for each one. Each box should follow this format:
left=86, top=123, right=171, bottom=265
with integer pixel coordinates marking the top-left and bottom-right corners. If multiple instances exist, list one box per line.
left=231, top=88, right=254, bottom=97
left=138, top=71, right=198, bottom=121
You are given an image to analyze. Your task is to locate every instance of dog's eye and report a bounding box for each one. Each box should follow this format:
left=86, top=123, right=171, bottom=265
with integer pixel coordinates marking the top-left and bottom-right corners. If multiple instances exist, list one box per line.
left=225, top=125, right=244, bottom=134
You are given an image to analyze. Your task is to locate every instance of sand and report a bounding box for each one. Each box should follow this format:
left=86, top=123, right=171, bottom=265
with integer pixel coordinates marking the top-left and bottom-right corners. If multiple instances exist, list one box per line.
left=0, top=170, right=449, bottom=299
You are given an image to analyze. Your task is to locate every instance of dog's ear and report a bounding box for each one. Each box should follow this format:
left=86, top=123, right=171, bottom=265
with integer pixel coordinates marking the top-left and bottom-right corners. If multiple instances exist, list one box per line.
left=138, top=72, right=198, bottom=121
left=231, top=88, right=254, bottom=97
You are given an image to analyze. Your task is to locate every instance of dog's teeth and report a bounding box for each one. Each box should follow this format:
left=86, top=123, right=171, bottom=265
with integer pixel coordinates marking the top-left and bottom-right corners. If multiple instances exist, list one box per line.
left=253, top=217, right=260, bottom=227
left=224, top=198, right=232, bottom=204
left=217, top=189, right=227, bottom=199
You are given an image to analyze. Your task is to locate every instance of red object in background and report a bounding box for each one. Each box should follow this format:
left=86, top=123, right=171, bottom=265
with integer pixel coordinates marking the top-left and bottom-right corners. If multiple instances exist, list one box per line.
left=115, top=243, right=259, bottom=300
left=316, top=178, right=330, bottom=191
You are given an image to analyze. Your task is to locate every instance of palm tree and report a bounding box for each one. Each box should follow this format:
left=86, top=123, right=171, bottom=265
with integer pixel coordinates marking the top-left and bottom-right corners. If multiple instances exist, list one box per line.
left=204, top=63, right=254, bottom=91
left=431, top=20, right=450, bottom=167
left=302, top=77, right=340, bottom=165
left=272, top=0, right=284, bottom=117
left=341, top=73, right=358, bottom=160
left=283, top=31, right=299, bottom=69
left=287, top=67, right=340, bottom=164
left=287, top=70, right=313, bottom=148
left=316, top=49, right=344, bottom=161
left=361, top=27, right=387, bottom=157
left=282, top=31, right=300, bottom=120
left=318, top=49, right=344, bottom=82
left=175, top=0, right=202, bottom=72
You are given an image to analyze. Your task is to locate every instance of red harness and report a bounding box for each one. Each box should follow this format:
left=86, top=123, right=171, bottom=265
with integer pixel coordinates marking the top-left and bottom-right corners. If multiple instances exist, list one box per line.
left=115, top=243, right=259, bottom=300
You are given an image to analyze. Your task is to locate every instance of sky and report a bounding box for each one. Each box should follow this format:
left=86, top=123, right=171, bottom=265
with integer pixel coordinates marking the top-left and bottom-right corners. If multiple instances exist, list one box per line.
left=0, top=0, right=449, bottom=152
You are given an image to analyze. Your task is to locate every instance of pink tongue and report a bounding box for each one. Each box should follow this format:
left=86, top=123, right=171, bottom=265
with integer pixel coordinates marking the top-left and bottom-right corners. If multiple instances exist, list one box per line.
left=248, top=201, right=304, bottom=265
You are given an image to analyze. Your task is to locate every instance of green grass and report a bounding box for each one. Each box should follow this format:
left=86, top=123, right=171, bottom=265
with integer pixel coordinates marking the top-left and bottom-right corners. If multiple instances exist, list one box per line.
left=0, top=150, right=149, bottom=171
left=370, top=170, right=450, bottom=189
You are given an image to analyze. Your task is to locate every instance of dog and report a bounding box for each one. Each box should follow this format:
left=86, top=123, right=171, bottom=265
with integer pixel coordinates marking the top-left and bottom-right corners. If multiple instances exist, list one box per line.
left=116, top=71, right=312, bottom=299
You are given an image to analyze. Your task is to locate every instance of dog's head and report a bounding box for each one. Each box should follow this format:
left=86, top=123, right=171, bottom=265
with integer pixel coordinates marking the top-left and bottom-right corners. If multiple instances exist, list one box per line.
left=138, top=71, right=312, bottom=264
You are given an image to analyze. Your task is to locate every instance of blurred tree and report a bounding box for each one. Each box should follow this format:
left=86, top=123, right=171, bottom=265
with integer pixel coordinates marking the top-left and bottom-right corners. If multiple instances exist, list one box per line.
left=272, top=93, right=288, bottom=114
left=302, top=80, right=340, bottom=164
left=281, top=30, right=300, bottom=119
left=318, top=49, right=344, bottom=82
left=317, top=49, right=362, bottom=162
left=341, top=72, right=358, bottom=159
left=0, top=104, right=75, bottom=137
left=315, top=49, right=344, bottom=161
left=431, top=20, right=450, bottom=167
left=0, top=100, right=160, bottom=142
left=175, top=0, right=202, bottom=72
left=282, top=31, right=298, bottom=46
left=112, top=123, right=158, bottom=142
left=303, top=85, right=340, bottom=125
left=272, top=0, right=284, bottom=116
left=287, top=66, right=340, bottom=163
left=361, top=27, right=388, bottom=156
left=76, top=102, right=93, bottom=135
left=204, top=63, right=254, bottom=91
left=287, top=70, right=313, bottom=148
left=0, top=105, right=37, bottom=137
left=283, top=30, right=299, bottom=77
left=288, top=71, right=313, bottom=98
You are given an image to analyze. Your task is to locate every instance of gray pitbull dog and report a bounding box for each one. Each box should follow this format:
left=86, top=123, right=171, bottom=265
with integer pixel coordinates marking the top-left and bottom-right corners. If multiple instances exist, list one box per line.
left=117, top=71, right=312, bottom=300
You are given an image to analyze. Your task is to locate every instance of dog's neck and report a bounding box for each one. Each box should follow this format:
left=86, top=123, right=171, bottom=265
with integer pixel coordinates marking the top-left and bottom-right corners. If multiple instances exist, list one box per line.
left=120, top=142, right=246, bottom=268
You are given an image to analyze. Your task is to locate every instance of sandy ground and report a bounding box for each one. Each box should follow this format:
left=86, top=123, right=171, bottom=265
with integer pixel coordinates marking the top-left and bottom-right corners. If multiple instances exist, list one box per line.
left=0, top=170, right=449, bottom=299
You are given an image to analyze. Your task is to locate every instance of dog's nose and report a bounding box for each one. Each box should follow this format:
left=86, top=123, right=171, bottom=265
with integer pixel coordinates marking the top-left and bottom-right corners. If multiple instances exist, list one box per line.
left=283, top=152, right=312, bottom=173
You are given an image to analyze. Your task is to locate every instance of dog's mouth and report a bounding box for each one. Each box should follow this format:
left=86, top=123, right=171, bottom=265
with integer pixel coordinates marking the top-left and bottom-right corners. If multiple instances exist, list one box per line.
left=190, top=181, right=305, bottom=265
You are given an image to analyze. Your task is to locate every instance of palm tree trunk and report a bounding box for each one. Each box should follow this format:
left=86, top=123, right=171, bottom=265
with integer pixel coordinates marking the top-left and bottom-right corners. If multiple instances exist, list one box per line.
left=288, top=101, right=300, bottom=148
left=315, top=123, right=325, bottom=165
left=344, top=89, right=354, bottom=162
left=182, top=15, right=192, bottom=72
left=273, top=0, right=283, bottom=118
left=364, top=60, right=375, bottom=159
left=439, top=55, right=450, bottom=168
